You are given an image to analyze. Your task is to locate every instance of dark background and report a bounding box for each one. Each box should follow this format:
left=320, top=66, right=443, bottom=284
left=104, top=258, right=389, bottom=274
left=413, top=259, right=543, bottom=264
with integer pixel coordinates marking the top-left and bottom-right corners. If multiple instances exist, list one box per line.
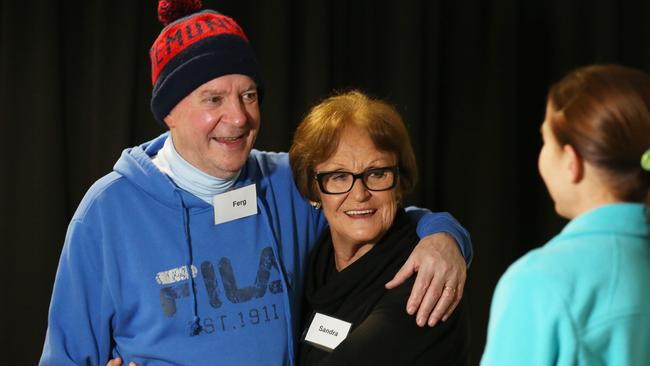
left=2, top=0, right=649, bottom=364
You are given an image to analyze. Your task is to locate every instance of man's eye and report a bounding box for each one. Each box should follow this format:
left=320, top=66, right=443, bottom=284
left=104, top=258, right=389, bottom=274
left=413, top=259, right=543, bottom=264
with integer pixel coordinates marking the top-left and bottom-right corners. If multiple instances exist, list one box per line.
left=242, top=91, right=258, bottom=103
left=204, top=96, right=222, bottom=105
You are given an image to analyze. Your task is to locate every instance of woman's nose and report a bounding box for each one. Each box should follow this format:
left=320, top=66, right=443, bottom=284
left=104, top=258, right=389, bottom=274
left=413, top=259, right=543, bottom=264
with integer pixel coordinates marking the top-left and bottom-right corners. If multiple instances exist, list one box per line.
left=349, top=178, right=371, bottom=201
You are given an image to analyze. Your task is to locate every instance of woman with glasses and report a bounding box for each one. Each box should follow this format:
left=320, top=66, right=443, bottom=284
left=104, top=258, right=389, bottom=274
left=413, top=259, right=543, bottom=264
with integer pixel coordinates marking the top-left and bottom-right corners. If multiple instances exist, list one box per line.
left=481, top=65, right=650, bottom=365
left=289, top=90, right=469, bottom=365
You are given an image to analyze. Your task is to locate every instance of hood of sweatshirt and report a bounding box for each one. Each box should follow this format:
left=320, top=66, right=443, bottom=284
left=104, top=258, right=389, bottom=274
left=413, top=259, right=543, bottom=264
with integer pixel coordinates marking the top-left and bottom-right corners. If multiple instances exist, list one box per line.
left=113, top=132, right=209, bottom=210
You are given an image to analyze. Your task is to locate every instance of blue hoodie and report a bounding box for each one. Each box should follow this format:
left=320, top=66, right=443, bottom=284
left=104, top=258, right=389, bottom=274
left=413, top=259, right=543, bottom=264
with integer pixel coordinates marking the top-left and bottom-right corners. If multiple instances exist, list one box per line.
left=40, top=133, right=472, bottom=366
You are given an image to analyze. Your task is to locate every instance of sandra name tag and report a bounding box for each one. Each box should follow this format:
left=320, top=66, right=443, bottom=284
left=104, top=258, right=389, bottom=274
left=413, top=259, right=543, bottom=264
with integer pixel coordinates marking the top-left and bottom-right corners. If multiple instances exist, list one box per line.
left=302, top=312, right=352, bottom=351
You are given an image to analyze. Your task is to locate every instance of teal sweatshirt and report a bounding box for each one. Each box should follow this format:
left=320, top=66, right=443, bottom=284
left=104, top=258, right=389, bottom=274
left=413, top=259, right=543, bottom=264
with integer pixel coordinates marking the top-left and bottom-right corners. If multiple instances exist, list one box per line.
left=482, top=203, right=650, bottom=365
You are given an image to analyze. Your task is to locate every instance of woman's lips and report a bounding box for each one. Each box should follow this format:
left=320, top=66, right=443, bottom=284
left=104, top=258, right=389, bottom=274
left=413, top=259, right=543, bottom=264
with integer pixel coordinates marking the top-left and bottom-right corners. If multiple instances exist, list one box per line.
left=344, top=209, right=376, bottom=218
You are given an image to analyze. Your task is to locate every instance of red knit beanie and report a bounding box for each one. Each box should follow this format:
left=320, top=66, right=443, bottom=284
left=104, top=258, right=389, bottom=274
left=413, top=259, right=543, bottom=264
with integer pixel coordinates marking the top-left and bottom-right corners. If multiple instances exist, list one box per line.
left=150, top=0, right=263, bottom=125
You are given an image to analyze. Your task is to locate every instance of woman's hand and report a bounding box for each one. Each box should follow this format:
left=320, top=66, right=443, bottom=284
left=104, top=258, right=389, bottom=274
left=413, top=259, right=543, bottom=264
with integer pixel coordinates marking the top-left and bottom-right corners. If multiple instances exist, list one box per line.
left=106, top=358, right=137, bottom=366
left=385, top=232, right=466, bottom=327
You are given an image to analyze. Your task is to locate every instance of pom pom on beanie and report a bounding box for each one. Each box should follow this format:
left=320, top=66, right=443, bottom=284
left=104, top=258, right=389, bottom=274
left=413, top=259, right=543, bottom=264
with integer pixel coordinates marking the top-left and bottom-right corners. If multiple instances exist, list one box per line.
left=158, top=0, right=202, bottom=26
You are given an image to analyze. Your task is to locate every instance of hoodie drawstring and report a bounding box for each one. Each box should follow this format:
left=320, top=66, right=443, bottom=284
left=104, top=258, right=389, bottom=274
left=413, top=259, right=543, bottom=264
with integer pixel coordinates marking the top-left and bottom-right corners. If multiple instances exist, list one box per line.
left=175, top=190, right=203, bottom=336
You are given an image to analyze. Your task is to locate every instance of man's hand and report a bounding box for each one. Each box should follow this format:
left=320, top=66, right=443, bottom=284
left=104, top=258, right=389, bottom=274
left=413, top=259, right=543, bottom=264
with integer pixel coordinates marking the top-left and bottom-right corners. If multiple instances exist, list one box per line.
left=106, top=358, right=137, bottom=366
left=385, top=232, right=466, bottom=327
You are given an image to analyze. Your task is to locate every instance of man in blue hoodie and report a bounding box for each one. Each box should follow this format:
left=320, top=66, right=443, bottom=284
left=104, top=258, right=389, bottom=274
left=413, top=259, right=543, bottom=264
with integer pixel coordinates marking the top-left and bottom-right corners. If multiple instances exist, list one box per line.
left=40, top=2, right=472, bottom=365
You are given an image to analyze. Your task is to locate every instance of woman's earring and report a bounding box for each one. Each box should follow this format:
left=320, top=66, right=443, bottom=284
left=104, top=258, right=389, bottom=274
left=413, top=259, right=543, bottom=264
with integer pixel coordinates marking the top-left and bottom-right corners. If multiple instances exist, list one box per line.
left=310, top=201, right=322, bottom=209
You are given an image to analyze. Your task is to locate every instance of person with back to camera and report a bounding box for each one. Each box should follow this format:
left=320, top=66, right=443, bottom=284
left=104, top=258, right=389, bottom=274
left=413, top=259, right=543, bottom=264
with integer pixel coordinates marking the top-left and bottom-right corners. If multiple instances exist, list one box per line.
left=40, top=1, right=474, bottom=365
left=289, top=91, right=470, bottom=365
left=481, top=64, right=650, bottom=365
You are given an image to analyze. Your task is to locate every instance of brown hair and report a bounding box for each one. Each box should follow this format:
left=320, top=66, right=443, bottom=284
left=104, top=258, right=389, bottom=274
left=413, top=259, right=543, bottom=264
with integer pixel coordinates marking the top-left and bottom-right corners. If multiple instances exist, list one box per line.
left=547, top=64, right=650, bottom=203
left=289, top=90, right=417, bottom=202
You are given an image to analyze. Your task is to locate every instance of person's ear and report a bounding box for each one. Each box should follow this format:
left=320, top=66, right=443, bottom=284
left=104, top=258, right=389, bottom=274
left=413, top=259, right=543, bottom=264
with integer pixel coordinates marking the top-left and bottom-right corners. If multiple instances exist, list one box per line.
left=563, top=144, right=584, bottom=183
left=311, top=177, right=322, bottom=201
left=164, top=114, right=175, bottom=129
left=395, top=183, right=403, bottom=206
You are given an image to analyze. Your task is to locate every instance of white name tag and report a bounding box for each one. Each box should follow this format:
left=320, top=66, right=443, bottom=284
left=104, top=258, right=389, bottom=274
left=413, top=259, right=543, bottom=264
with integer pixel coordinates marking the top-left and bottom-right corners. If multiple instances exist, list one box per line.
left=303, top=312, right=352, bottom=351
left=212, top=184, right=258, bottom=225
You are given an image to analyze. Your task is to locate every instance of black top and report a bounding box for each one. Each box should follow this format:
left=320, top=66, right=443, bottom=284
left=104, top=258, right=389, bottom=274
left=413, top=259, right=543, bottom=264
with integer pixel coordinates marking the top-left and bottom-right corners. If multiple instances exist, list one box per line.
left=298, top=209, right=469, bottom=366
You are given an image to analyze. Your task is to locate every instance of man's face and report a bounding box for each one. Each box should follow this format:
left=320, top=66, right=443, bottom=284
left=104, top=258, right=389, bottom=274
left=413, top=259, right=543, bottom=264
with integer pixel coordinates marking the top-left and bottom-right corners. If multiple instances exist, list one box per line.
left=164, top=74, right=260, bottom=179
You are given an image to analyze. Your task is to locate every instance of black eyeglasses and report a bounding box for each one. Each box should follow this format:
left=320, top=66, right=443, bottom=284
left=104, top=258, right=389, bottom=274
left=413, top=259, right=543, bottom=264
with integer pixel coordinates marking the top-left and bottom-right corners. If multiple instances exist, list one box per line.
left=314, top=166, right=399, bottom=194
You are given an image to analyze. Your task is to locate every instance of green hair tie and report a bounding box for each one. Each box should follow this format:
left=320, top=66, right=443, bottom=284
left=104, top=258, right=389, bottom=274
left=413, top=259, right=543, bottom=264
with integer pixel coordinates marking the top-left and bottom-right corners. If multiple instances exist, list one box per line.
left=642, top=148, right=650, bottom=172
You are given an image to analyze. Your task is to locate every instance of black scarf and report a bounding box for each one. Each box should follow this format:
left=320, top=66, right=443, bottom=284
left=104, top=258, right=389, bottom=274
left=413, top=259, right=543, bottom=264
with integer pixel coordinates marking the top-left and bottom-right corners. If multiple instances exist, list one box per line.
left=303, top=208, right=418, bottom=327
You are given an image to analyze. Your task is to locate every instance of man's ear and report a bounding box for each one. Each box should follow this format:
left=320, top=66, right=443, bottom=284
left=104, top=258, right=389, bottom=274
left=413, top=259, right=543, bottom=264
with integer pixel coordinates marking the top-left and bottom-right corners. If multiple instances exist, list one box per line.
left=563, top=144, right=584, bottom=183
left=163, top=114, right=174, bottom=129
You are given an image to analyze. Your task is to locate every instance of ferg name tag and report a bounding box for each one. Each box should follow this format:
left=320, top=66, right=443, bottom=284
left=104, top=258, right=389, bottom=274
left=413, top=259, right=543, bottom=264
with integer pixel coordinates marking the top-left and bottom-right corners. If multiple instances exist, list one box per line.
left=213, top=184, right=258, bottom=225
left=303, top=312, right=352, bottom=352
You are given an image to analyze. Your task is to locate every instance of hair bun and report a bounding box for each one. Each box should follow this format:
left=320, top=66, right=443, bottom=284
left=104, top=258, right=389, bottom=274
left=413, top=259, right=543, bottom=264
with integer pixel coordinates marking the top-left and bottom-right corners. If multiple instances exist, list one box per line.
left=158, top=0, right=203, bottom=26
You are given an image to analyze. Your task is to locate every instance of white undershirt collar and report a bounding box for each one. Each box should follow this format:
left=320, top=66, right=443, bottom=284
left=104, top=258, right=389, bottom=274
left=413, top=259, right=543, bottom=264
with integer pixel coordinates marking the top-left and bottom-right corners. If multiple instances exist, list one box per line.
left=152, top=136, right=240, bottom=204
